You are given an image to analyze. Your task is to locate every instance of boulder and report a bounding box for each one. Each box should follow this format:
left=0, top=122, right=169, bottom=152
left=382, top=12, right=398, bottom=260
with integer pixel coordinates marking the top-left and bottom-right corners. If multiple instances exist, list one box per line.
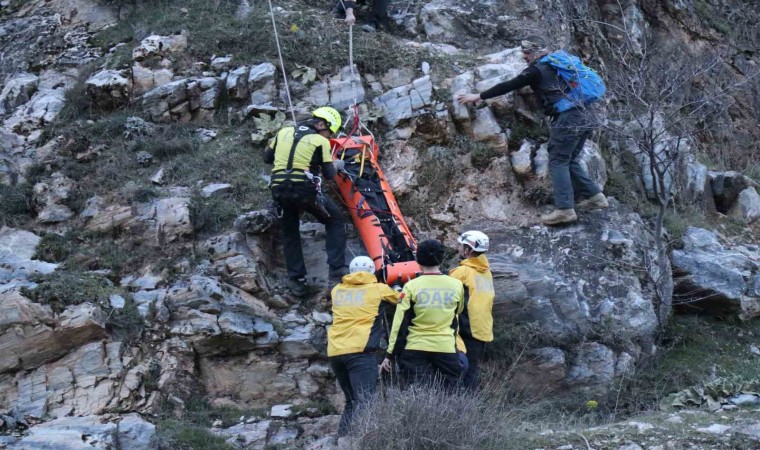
left=227, top=66, right=251, bottom=100
left=213, top=420, right=271, bottom=449
left=730, top=187, right=760, bottom=223
left=152, top=197, right=192, bottom=243
left=450, top=71, right=474, bottom=126
left=0, top=72, right=39, bottom=115
left=85, top=204, right=134, bottom=232
left=131, top=63, right=173, bottom=95
left=249, top=62, right=277, bottom=105
left=85, top=70, right=131, bottom=109
left=487, top=202, right=667, bottom=393
left=0, top=302, right=107, bottom=374
left=201, top=183, right=232, bottom=198
left=304, top=65, right=365, bottom=111
left=0, top=228, right=58, bottom=280
left=375, top=76, right=433, bottom=127
left=132, top=34, right=188, bottom=61
left=671, top=227, right=759, bottom=319
left=510, top=140, right=533, bottom=177
left=510, top=347, right=566, bottom=395
left=10, top=413, right=154, bottom=449
left=709, top=171, right=747, bottom=214
left=472, top=107, right=508, bottom=151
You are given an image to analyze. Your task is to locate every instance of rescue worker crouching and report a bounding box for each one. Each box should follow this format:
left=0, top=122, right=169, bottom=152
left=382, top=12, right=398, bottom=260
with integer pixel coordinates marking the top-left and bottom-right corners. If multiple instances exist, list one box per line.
left=381, top=240, right=465, bottom=390
left=328, top=255, right=400, bottom=436
left=450, top=231, right=494, bottom=391
left=264, top=107, right=349, bottom=297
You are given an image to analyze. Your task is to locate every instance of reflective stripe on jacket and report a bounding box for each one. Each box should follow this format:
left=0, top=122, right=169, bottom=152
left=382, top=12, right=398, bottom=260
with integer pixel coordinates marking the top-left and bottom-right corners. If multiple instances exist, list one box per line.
left=328, top=271, right=400, bottom=357
left=450, top=254, right=494, bottom=342
left=387, top=274, right=464, bottom=356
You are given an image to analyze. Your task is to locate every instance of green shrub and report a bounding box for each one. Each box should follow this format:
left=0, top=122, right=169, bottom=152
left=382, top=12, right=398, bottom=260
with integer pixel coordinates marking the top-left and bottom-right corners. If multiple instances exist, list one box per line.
left=21, top=272, right=117, bottom=314
left=153, top=419, right=236, bottom=450
left=34, top=231, right=78, bottom=262
left=0, top=183, right=35, bottom=227
left=190, top=195, right=239, bottom=235
left=507, top=120, right=547, bottom=149
left=107, top=296, right=145, bottom=345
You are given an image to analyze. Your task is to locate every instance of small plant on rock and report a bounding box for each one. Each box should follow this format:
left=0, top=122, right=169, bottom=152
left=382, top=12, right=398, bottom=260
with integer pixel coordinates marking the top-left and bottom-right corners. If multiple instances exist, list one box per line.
left=250, top=112, right=288, bottom=144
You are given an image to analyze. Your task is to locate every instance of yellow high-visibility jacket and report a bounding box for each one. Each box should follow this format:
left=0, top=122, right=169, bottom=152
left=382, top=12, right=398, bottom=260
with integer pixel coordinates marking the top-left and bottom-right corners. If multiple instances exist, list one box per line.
left=387, top=273, right=464, bottom=356
left=449, top=254, right=495, bottom=342
left=328, top=271, right=400, bottom=357
left=266, top=125, right=334, bottom=187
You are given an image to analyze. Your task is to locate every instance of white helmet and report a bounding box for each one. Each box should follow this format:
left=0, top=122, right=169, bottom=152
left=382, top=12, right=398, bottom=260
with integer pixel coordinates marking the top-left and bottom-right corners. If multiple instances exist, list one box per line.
left=349, top=256, right=375, bottom=274
left=458, top=230, right=489, bottom=252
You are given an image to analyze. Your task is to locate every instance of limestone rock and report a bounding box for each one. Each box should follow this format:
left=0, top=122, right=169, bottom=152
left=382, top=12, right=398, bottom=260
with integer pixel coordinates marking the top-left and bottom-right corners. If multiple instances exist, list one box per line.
left=375, top=76, right=433, bottom=127
left=132, top=34, right=188, bottom=61
left=131, top=63, right=173, bottom=95
left=0, top=228, right=58, bottom=279
left=566, top=343, right=615, bottom=394
left=85, top=70, right=131, bottom=109
left=85, top=205, right=134, bottom=233
left=271, top=404, right=292, bottom=418
left=489, top=202, right=667, bottom=393
left=0, top=302, right=107, bottom=374
left=142, top=77, right=219, bottom=122
left=249, top=62, right=277, bottom=105
left=450, top=71, right=474, bottom=126
left=227, top=66, right=251, bottom=100
left=37, top=204, right=74, bottom=223
left=152, top=197, right=192, bottom=243
left=234, top=209, right=277, bottom=235
left=214, top=420, right=271, bottom=449
left=510, top=140, right=532, bottom=177
left=578, top=140, right=608, bottom=191
left=510, top=347, right=566, bottom=395
left=709, top=171, right=747, bottom=214
left=471, top=107, right=507, bottom=151
left=672, top=227, right=759, bottom=319
left=304, top=65, right=365, bottom=111
left=0, top=72, right=38, bottom=115
left=202, top=183, right=232, bottom=198
left=730, top=187, right=760, bottom=224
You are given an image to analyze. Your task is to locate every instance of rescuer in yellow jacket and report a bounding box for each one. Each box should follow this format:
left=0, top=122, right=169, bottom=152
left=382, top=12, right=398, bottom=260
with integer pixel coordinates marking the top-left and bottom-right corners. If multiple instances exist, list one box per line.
left=264, top=107, right=348, bottom=297
left=450, top=230, right=494, bottom=391
left=381, top=240, right=465, bottom=389
left=328, top=256, right=400, bottom=435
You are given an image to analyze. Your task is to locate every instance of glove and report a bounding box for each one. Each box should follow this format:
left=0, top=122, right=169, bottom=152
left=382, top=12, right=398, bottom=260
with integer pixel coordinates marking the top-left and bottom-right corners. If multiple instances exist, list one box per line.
left=333, top=159, right=346, bottom=171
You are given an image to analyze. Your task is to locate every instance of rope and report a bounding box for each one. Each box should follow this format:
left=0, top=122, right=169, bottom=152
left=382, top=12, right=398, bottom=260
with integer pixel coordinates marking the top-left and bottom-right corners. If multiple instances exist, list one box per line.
left=267, top=0, right=297, bottom=125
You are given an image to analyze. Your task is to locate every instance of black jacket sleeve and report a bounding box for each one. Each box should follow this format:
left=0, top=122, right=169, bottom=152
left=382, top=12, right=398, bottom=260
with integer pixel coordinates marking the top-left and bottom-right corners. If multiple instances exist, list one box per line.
left=343, top=0, right=357, bottom=9
left=479, top=65, right=541, bottom=100
left=321, top=162, right=336, bottom=179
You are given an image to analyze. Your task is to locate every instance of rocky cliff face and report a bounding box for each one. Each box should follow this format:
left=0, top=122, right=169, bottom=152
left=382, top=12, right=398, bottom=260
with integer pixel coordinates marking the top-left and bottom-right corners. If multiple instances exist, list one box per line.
left=0, top=0, right=758, bottom=448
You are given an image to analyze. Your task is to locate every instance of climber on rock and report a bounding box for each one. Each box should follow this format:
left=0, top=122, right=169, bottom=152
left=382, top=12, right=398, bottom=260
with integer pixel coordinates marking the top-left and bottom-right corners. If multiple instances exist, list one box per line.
left=264, top=107, right=348, bottom=297
left=381, top=240, right=466, bottom=390
left=328, top=255, right=400, bottom=435
left=457, top=40, right=609, bottom=226
left=449, top=231, right=494, bottom=391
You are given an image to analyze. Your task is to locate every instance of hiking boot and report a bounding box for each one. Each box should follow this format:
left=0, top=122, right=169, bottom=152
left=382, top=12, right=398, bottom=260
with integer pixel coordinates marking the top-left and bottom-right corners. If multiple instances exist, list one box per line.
left=286, top=277, right=308, bottom=297
left=576, top=193, right=609, bottom=211
left=540, top=208, right=578, bottom=226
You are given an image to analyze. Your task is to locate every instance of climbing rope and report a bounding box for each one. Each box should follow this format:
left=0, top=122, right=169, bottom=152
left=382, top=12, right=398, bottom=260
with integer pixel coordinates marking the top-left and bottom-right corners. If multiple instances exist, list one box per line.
left=267, top=0, right=297, bottom=125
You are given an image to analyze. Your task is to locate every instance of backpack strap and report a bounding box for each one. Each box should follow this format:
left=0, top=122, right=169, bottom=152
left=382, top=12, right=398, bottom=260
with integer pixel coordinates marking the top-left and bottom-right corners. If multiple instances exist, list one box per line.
left=272, top=125, right=317, bottom=175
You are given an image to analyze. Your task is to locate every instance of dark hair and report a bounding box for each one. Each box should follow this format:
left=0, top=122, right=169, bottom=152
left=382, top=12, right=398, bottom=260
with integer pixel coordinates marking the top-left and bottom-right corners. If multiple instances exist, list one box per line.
left=416, top=239, right=446, bottom=267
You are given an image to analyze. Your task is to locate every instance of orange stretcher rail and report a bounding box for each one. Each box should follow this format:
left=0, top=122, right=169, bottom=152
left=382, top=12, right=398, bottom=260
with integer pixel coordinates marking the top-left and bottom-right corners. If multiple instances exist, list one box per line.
left=330, top=136, right=420, bottom=287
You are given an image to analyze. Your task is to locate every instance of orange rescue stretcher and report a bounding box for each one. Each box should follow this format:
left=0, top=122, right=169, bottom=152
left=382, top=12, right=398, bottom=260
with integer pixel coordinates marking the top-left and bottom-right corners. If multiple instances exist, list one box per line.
left=330, top=135, right=420, bottom=287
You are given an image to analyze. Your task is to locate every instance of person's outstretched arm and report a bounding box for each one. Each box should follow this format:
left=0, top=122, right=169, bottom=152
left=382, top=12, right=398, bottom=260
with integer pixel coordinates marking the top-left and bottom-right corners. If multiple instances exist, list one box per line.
left=456, top=65, right=541, bottom=104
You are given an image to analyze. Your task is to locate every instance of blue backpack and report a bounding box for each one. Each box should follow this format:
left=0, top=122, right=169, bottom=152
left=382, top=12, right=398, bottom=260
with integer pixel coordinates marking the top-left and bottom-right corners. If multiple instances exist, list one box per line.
left=539, top=51, right=606, bottom=113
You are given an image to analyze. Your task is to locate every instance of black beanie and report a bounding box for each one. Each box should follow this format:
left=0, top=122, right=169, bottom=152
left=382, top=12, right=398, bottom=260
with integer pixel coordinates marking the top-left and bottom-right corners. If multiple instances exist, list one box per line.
left=416, top=240, right=446, bottom=267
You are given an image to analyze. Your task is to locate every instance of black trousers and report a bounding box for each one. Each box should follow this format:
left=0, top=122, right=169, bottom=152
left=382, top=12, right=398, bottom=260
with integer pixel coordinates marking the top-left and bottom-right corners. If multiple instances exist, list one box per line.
left=330, top=353, right=378, bottom=436
left=461, top=336, right=486, bottom=391
left=399, top=349, right=463, bottom=391
left=272, top=183, right=346, bottom=279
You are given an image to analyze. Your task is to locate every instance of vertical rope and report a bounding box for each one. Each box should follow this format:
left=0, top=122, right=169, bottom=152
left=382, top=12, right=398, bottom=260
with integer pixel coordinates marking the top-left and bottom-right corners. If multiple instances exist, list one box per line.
left=267, top=0, right=297, bottom=125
